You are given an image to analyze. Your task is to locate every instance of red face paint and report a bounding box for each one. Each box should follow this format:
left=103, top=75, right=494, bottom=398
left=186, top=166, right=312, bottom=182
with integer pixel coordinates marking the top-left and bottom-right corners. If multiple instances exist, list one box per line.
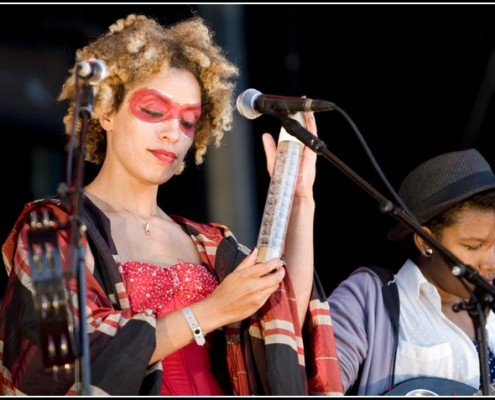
left=130, top=88, right=201, bottom=138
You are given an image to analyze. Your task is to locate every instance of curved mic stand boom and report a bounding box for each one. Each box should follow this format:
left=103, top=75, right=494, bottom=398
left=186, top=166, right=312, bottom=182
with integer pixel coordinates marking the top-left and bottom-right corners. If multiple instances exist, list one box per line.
left=276, top=111, right=495, bottom=396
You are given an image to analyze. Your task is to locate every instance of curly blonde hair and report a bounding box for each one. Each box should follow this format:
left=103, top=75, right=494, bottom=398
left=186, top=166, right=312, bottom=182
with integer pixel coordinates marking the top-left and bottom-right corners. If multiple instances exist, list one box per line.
left=58, top=14, right=239, bottom=169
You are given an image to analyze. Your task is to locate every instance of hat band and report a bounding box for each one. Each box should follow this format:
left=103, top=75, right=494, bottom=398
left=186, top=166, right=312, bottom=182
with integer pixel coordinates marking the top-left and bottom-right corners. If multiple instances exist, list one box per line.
left=411, top=170, right=495, bottom=220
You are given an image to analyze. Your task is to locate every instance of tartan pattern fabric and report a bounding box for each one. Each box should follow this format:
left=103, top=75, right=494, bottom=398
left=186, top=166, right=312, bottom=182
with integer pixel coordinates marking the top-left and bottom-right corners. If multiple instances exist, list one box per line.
left=0, top=198, right=342, bottom=395
left=0, top=198, right=157, bottom=395
left=174, top=216, right=343, bottom=396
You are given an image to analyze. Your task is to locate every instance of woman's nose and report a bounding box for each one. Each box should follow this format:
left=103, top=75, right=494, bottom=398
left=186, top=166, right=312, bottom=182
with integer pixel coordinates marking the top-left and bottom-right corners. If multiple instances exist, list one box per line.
left=479, top=245, right=495, bottom=274
left=160, top=119, right=182, bottom=142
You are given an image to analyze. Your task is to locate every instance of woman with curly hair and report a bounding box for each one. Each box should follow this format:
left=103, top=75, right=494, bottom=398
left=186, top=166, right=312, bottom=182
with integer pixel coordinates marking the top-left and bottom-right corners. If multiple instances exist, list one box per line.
left=0, top=13, right=342, bottom=396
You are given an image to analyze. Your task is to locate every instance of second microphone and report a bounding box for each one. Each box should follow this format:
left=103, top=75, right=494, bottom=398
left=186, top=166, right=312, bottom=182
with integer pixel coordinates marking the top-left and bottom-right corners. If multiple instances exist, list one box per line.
left=236, top=88, right=335, bottom=120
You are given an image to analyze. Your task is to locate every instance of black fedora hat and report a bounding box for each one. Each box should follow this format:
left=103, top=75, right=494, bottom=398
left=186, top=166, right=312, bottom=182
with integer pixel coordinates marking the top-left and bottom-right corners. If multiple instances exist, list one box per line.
left=388, top=149, right=495, bottom=241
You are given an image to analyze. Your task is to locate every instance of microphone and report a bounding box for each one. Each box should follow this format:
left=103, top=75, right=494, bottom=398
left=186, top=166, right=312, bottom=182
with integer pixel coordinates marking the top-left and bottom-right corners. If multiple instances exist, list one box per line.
left=76, top=59, right=108, bottom=84
left=236, top=88, right=335, bottom=120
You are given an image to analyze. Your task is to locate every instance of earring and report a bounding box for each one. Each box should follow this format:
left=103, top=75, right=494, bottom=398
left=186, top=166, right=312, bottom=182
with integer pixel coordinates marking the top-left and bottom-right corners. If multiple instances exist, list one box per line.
left=425, top=247, right=433, bottom=257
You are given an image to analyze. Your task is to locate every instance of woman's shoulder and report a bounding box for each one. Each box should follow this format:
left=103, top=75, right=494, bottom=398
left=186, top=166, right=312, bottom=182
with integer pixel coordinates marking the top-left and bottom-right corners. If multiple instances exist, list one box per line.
left=170, top=215, right=236, bottom=242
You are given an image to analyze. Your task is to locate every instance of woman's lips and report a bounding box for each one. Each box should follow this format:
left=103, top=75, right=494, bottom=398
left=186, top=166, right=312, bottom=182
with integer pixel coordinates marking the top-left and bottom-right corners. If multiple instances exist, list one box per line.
left=150, top=149, right=177, bottom=164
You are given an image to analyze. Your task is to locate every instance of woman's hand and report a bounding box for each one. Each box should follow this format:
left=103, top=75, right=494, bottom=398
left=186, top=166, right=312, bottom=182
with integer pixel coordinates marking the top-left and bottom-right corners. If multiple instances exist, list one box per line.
left=203, top=248, right=285, bottom=327
left=261, top=111, right=318, bottom=200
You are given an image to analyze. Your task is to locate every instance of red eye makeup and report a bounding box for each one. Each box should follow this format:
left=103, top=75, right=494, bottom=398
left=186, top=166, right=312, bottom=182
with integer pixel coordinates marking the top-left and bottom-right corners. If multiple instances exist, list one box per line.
left=130, top=88, right=201, bottom=138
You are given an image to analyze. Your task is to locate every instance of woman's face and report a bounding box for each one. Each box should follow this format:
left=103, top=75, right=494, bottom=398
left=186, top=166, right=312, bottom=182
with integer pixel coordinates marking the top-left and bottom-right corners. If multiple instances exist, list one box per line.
left=101, top=67, right=202, bottom=185
left=426, top=207, right=495, bottom=299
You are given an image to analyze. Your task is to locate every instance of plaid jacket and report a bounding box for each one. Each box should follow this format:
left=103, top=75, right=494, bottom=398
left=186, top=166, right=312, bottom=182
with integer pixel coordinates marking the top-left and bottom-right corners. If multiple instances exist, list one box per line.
left=0, top=196, right=342, bottom=395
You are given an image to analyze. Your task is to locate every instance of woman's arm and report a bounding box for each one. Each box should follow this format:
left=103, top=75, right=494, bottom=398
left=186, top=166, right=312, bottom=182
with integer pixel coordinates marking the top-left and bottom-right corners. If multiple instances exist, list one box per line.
left=261, top=111, right=318, bottom=325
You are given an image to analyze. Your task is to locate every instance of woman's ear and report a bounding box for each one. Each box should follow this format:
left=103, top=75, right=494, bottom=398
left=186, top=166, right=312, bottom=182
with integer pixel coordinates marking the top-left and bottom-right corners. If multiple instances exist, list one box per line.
left=413, top=226, right=435, bottom=257
left=99, top=113, right=113, bottom=131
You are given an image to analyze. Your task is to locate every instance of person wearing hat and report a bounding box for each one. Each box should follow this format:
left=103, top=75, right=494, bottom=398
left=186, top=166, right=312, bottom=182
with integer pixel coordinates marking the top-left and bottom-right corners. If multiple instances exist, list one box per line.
left=327, top=148, right=495, bottom=396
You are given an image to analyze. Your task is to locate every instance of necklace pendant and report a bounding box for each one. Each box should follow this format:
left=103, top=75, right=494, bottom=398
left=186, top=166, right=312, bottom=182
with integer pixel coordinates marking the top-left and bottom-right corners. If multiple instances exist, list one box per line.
left=144, top=222, right=151, bottom=235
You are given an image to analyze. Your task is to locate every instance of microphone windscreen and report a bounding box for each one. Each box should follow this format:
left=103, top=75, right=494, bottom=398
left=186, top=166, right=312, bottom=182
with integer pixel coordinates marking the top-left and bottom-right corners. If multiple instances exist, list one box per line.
left=236, top=88, right=262, bottom=120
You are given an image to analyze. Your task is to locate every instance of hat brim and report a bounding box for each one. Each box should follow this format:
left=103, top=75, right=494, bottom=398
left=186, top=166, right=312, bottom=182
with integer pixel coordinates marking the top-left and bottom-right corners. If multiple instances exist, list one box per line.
left=387, top=171, right=495, bottom=241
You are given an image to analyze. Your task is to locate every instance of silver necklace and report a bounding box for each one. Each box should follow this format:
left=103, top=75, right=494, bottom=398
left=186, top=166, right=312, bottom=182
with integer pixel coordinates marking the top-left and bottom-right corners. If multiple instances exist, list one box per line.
left=119, top=203, right=157, bottom=235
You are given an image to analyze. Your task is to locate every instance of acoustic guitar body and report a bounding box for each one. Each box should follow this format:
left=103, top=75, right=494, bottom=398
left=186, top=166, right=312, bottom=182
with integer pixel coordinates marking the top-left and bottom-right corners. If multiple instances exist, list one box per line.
left=384, top=377, right=477, bottom=396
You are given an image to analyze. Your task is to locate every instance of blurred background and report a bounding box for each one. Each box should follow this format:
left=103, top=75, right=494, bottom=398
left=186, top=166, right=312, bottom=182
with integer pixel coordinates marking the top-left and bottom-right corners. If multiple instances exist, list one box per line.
left=2, top=3, right=495, bottom=297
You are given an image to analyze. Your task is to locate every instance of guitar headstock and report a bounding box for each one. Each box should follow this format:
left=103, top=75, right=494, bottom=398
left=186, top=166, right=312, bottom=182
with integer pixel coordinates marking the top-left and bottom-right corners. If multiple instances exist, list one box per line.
left=26, top=207, right=77, bottom=372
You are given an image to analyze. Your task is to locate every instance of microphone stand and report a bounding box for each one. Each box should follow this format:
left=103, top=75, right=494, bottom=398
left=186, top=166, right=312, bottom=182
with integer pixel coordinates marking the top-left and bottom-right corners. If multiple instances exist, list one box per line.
left=58, top=78, right=93, bottom=395
left=278, top=114, right=495, bottom=395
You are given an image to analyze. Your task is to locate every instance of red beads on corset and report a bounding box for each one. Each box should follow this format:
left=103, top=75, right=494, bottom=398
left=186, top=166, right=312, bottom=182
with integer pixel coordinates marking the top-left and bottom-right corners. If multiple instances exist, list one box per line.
left=120, top=261, right=218, bottom=316
left=120, top=261, right=225, bottom=395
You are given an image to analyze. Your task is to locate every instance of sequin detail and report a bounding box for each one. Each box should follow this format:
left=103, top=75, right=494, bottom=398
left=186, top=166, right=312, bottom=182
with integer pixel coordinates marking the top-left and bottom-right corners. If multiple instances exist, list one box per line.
left=120, top=261, right=218, bottom=316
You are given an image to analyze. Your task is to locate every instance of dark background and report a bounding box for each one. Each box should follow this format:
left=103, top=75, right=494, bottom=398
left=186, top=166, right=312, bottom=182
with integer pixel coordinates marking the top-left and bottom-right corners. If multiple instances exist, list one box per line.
left=2, top=3, right=495, bottom=297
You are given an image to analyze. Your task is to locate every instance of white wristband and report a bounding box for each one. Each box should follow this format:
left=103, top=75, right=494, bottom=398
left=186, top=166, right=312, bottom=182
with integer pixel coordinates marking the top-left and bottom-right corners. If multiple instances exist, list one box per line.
left=182, top=306, right=206, bottom=346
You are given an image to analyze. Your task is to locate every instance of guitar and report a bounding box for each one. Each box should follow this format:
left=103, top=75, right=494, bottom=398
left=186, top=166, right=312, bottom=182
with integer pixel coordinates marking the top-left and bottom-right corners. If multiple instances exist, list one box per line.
left=383, top=377, right=492, bottom=396
left=26, top=207, right=77, bottom=372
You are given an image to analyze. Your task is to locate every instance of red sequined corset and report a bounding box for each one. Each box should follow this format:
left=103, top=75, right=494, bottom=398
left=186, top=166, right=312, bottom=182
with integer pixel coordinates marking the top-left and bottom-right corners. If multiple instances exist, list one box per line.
left=121, top=261, right=218, bottom=317
left=120, top=261, right=224, bottom=395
